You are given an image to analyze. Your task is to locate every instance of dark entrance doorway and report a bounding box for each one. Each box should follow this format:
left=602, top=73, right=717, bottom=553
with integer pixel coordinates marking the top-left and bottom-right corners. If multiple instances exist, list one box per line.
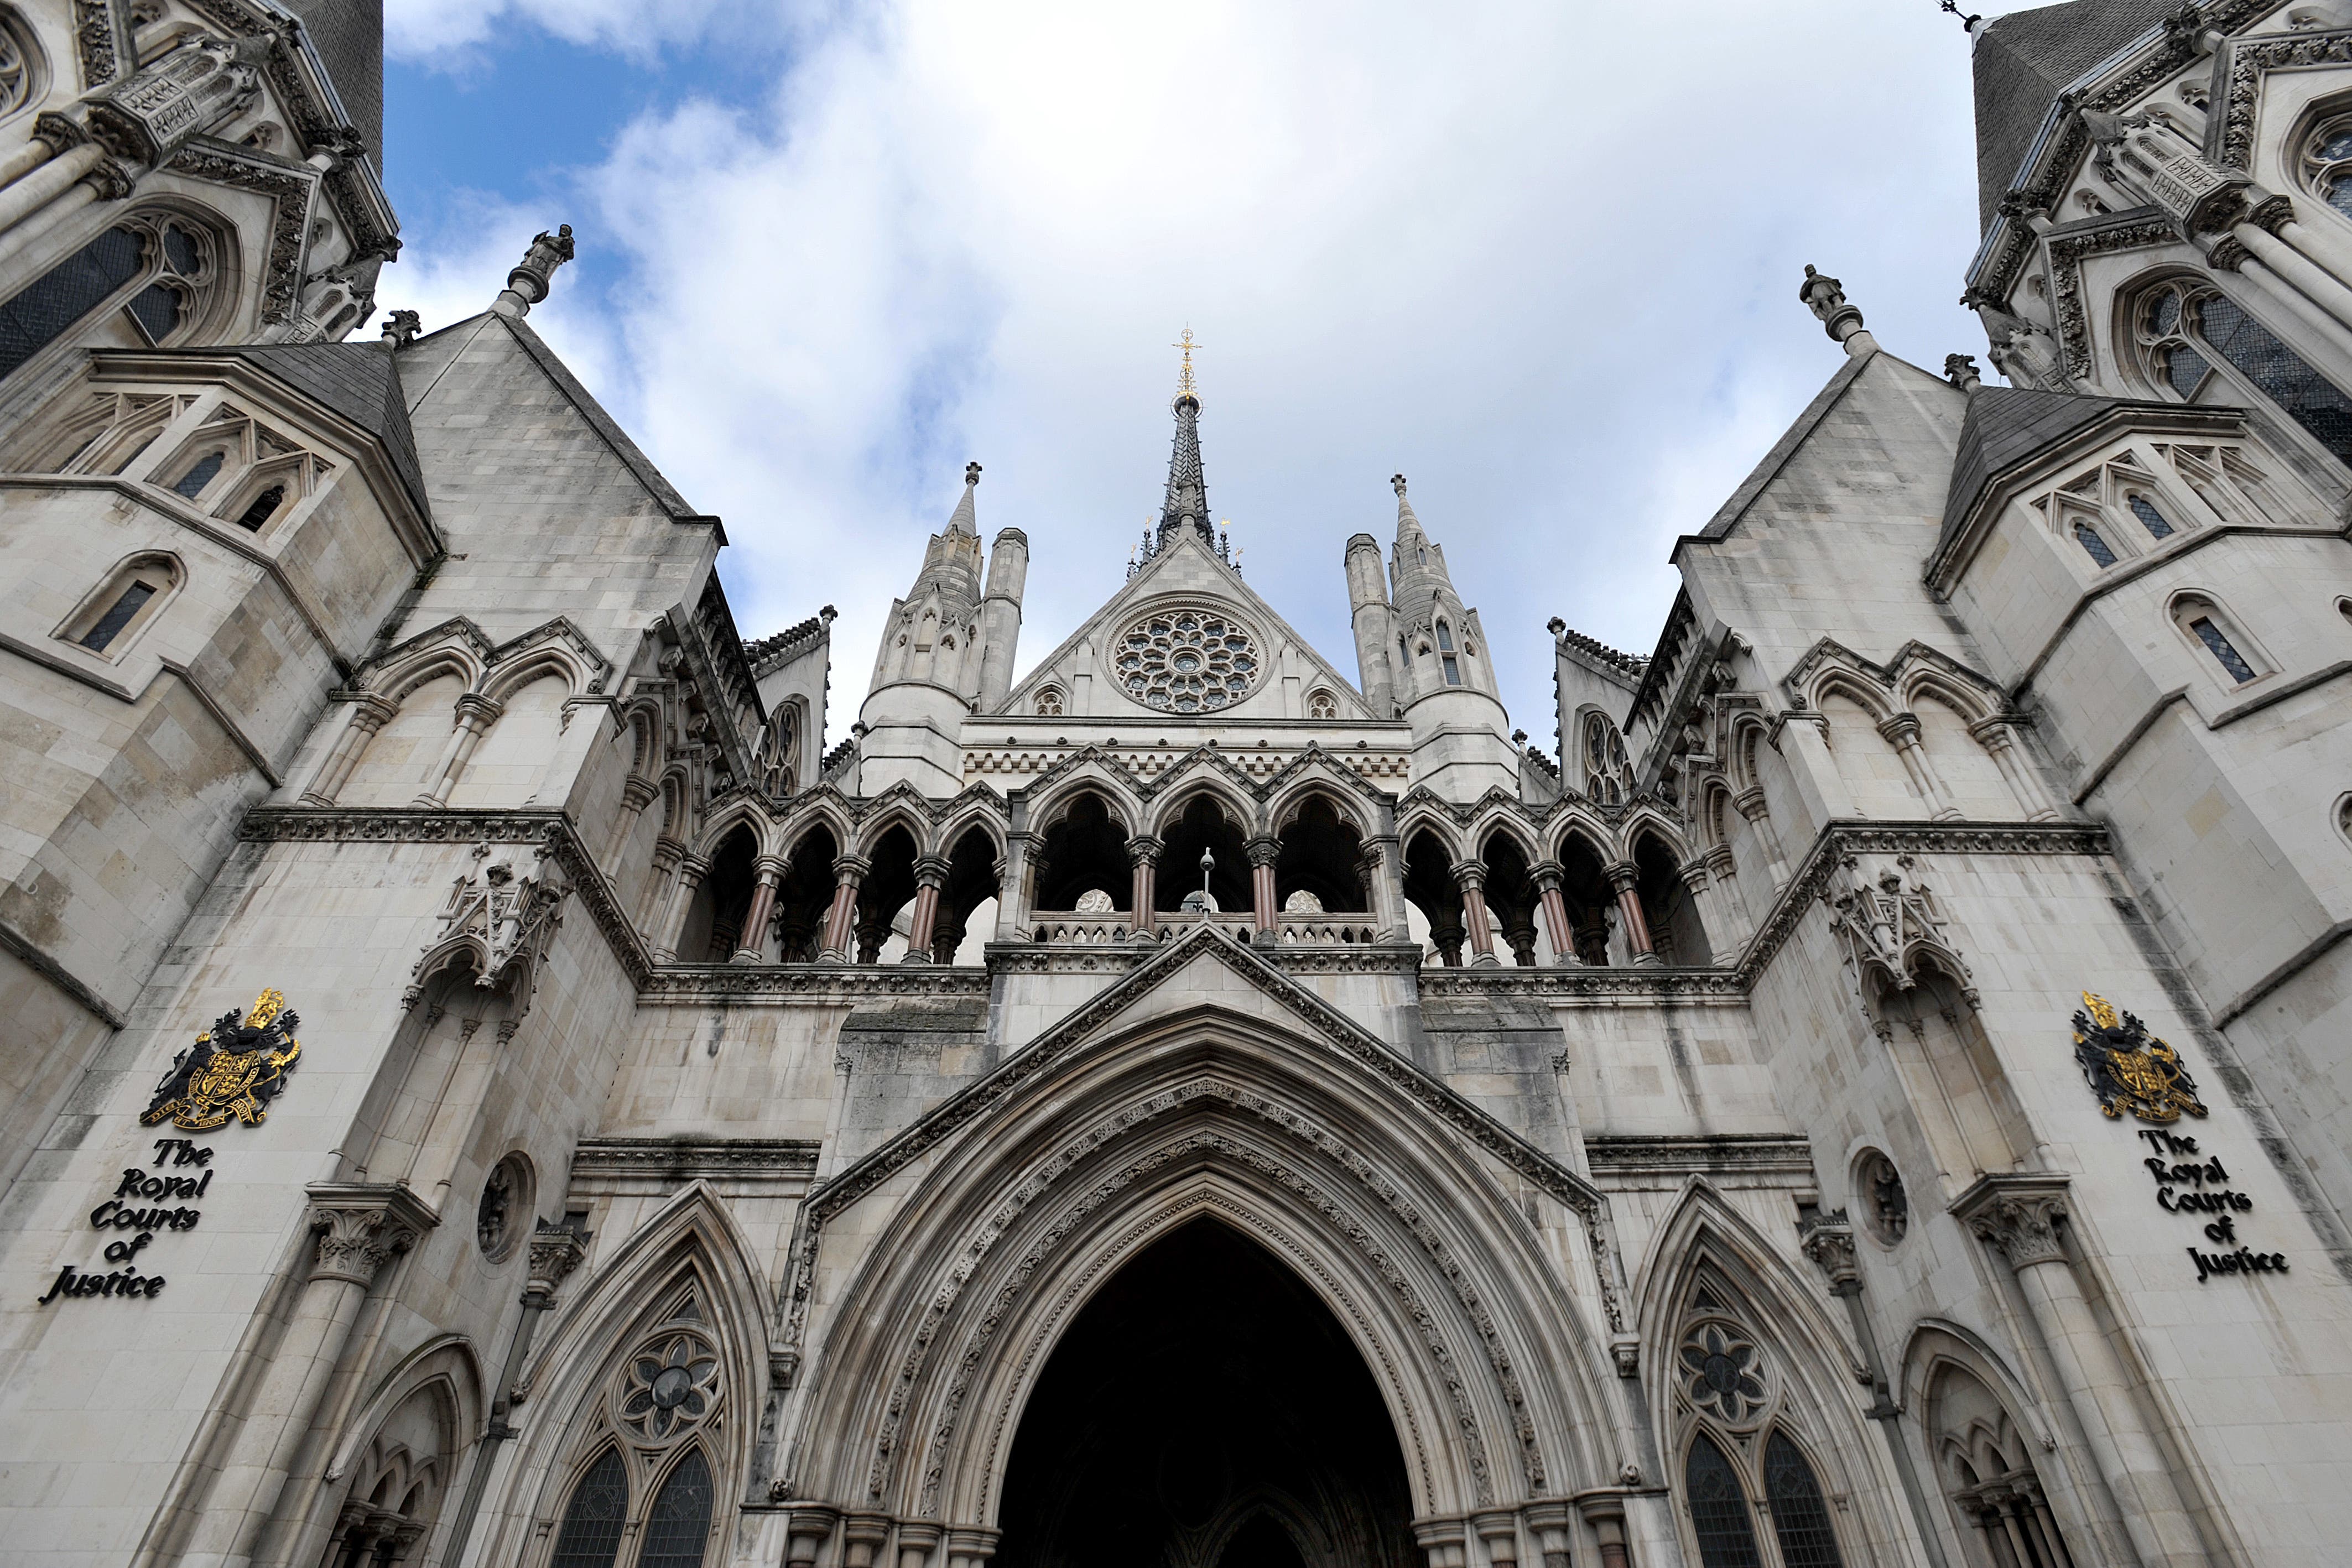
left=994, top=1219, right=1417, bottom=1568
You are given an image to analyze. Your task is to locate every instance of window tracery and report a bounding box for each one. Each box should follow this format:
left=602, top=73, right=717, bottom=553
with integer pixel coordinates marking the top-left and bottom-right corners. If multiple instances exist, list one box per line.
left=1035, top=686, right=1063, bottom=716
left=0, top=12, right=37, bottom=121
left=2303, top=117, right=2352, bottom=220
left=1112, top=605, right=1261, bottom=712
left=1581, top=712, right=1634, bottom=806
left=477, top=1152, right=531, bottom=1262
left=1670, top=1279, right=1850, bottom=1568
left=544, top=1284, right=728, bottom=1568
left=0, top=212, right=219, bottom=382
left=1306, top=687, right=1338, bottom=720
left=2135, top=281, right=2352, bottom=466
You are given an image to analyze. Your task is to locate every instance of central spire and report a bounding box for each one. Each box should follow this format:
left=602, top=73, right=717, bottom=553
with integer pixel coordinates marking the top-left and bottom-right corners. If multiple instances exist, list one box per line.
left=1157, top=328, right=1214, bottom=550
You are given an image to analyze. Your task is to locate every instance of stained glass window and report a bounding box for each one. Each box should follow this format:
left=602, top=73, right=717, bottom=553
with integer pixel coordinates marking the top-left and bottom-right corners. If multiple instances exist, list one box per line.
left=1765, top=1432, right=1845, bottom=1568
left=548, top=1448, right=629, bottom=1568
left=2073, top=520, right=2117, bottom=567
left=77, top=580, right=155, bottom=651
left=2189, top=617, right=2257, bottom=683
left=1687, top=1433, right=1763, bottom=1568
left=638, top=1449, right=715, bottom=1568
left=2128, top=496, right=2174, bottom=538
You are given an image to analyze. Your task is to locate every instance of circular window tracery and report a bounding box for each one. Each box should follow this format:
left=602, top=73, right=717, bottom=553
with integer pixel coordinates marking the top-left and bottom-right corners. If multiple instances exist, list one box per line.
left=1679, top=1320, right=1768, bottom=1425
left=1112, top=605, right=1262, bottom=713
left=612, top=1325, right=722, bottom=1447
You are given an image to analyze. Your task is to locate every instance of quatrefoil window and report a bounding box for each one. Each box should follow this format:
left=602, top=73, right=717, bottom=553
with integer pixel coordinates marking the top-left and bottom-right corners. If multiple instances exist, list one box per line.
left=1680, top=1321, right=1766, bottom=1424
left=614, top=1327, right=721, bottom=1445
left=1113, top=606, right=1261, bottom=713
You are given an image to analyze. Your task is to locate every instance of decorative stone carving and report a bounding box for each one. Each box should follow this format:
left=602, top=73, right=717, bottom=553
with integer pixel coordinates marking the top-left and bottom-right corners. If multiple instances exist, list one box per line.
left=404, top=841, right=570, bottom=1010
left=506, top=222, right=575, bottom=306
left=1797, top=1208, right=1860, bottom=1289
left=525, top=1216, right=590, bottom=1296
left=1798, top=263, right=1866, bottom=345
left=1955, top=1179, right=2070, bottom=1270
left=1821, top=852, right=1979, bottom=1010
left=1110, top=603, right=1262, bottom=713
left=84, top=35, right=261, bottom=163
left=1677, top=1317, right=1767, bottom=1424
left=305, top=1184, right=436, bottom=1286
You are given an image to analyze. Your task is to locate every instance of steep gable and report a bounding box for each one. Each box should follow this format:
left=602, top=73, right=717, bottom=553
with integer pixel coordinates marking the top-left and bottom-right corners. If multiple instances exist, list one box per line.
left=1003, top=529, right=1381, bottom=722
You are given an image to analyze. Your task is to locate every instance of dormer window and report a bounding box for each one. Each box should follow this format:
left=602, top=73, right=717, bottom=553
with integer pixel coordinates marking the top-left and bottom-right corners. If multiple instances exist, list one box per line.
left=2127, top=494, right=2173, bottom=539
left=233, top=485, right=285, bottom=532
left=1435, top=621, right=1459, bottom=685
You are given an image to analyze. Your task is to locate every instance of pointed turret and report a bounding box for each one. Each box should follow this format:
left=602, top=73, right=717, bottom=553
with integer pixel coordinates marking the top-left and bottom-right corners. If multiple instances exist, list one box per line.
left=1156, top=329, right=1215, bottom=550
left=857, top=462, right=997, bottom=795
left=1380, top=475, right=1518, bottom=801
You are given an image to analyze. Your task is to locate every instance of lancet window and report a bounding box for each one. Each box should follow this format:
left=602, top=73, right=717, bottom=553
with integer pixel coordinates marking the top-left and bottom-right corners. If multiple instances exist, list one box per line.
left=1435, top=620, right=1460, bottom=685
left=543, top=1285, right=726, bottom=1568
left=2135, top=282, right=2352, bottom=466
left=2039, top=457, right=2202, bottom=573
left=0, top=212, right=219, bottom=382
left=56, top=551, right=178, bottom=657
left=1670, top=1279, right=1849, bottom=1568
left=151, top=403, right=329, bottom=533
left=2171, top=593, right=2262, bottom=685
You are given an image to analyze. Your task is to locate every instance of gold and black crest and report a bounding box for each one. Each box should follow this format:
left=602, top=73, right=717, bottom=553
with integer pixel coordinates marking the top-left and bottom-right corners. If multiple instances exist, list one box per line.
left=2071, top=992, right=2206, bottom=1124
left=141, top=988, right=303, bottom=1132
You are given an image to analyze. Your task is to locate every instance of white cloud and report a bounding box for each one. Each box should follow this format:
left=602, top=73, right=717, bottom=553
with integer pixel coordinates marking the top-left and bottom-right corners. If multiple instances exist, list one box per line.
left=373, top=0, right=2013, bottom=743
left=383, top=0, right=741, bottom=61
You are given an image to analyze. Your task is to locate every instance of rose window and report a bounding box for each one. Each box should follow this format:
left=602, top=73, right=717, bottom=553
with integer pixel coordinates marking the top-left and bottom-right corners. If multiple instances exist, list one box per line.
left=1679, top=1322, right=1766, bottom=1423
left=614, top=1327, right=721, bottom=1445
left=1115, top=607, right=1261, bottom=712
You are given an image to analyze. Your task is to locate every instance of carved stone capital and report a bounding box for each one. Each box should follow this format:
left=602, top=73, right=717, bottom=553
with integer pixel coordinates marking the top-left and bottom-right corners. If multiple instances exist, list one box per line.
left=831, top=853, right=872, bottom=884
left=1451, top=859, right=1488, bottom=893
left=1245, top=836, right=1281, bottom=869
left=1127, top=834, right=1164, bottom=867
left=620, top=774, right=660, bottom=812
left=1798, top=1210, right=1861, bottom=1290
left=1732, top=786, right=1772, bottom=823
left=912, top=853, right=951, bottom=888
left=303, top=1182, right=438, bottom=1286
left=1527, top=859, right=1565, bottom=893
left=525, top=1216, right=590, bottom=1298
left=453, top=691, right=504, bottom=730
left=1952, top=1174, right=2072, bottom=1270
left=31, top=109, right=86, bottom=153
left=1603, top=860, right=1640, bottom=894
left=1875, top=711, right=1923, bottom=748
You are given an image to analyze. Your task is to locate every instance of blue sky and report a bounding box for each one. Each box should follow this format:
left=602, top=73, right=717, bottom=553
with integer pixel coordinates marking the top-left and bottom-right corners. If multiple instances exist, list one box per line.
left=372, top=1, right=2039, bottom=745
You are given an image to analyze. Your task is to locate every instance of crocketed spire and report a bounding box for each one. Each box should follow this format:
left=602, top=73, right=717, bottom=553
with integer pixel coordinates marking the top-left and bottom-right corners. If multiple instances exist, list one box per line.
left=1157, top=332, right=1215, bottom=550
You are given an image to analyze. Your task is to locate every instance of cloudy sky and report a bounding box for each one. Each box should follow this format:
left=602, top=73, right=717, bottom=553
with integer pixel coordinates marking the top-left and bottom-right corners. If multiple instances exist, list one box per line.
left=374, top=0, right=2037, bottom=747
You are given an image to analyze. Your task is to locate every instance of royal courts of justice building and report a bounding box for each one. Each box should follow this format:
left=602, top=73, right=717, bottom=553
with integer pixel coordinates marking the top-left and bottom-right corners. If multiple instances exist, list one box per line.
left=7, top=2, right=2352, bottom=1566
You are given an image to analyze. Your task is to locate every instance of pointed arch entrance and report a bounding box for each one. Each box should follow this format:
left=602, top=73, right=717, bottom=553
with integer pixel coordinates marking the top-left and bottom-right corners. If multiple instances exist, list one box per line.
left=995, top=1217, right=1416, bottom=1568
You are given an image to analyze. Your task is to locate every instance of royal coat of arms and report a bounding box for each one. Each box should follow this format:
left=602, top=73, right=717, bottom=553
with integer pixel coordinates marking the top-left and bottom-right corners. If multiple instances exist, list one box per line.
left=141, top=989, right=302, bottom=1132
left=2071, top=992, right=2206, bottom=1124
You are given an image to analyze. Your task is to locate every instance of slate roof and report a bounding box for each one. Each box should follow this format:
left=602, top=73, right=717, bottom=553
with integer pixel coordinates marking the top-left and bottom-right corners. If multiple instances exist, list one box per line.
left=232, top=341, right=427, bottom=523
left=1937, top=384, right=2142, bottom=560
left=1972, top=0, right=2176, bottom=233
left=280, top=0, right=383, bottom=169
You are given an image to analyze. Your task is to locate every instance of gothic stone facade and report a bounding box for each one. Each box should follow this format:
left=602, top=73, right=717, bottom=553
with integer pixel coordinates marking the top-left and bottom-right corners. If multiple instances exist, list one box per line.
left=4, top=3, right=2352, bottom=1568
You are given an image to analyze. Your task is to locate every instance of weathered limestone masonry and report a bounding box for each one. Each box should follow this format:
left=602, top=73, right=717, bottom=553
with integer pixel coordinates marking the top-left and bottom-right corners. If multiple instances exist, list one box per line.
left=4, top=3, right=2352, bottom=1568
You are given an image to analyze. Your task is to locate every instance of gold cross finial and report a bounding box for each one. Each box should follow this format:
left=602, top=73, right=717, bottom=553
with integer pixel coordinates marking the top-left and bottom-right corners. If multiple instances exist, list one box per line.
left=1173, top=327, right=1201, bottom=399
